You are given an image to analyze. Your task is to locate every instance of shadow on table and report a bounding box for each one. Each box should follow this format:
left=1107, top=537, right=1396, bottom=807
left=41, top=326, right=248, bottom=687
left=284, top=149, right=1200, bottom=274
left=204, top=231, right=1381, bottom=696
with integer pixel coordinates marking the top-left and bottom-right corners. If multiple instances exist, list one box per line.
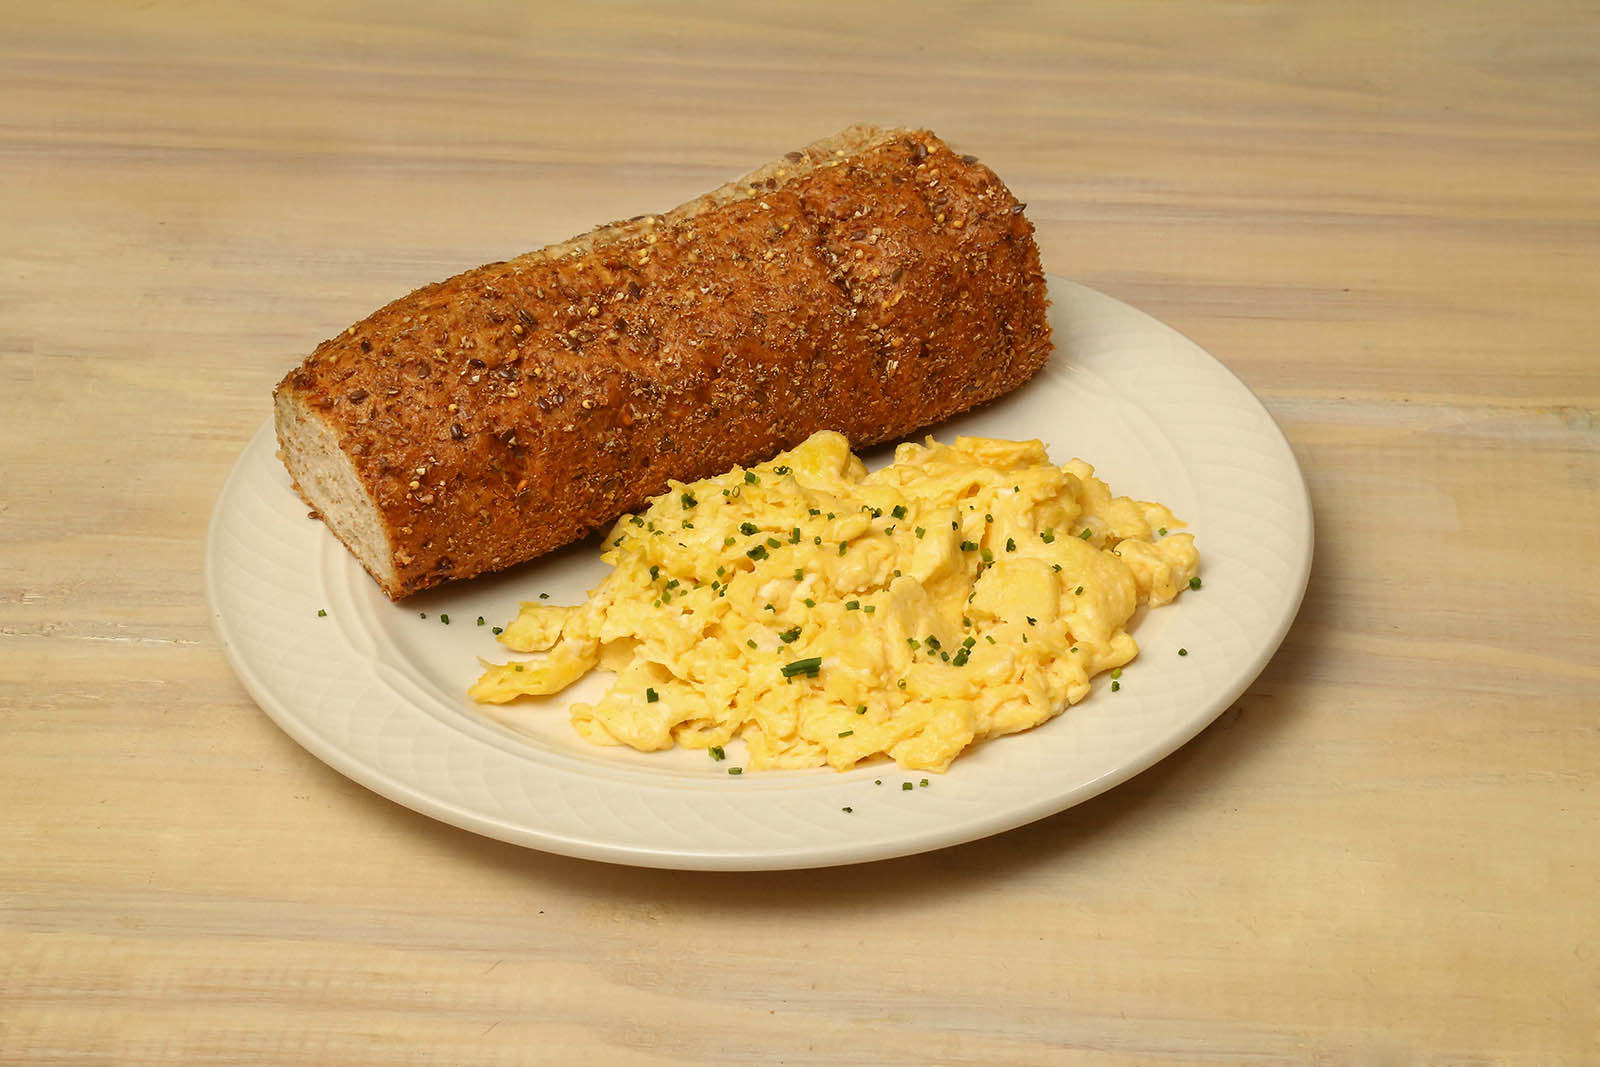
left=333, top=540, right=1334, bottom=910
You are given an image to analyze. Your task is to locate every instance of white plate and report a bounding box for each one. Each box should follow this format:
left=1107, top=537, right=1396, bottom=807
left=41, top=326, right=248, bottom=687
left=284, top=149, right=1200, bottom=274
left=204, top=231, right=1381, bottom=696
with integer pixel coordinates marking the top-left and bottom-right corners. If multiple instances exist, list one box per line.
left=207, top=278, right=1312, bottom=870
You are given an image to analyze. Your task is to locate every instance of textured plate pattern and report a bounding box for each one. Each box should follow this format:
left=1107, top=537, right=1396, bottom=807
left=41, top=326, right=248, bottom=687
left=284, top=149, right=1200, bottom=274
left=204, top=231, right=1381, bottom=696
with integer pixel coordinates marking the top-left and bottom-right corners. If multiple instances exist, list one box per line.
left=206, top=278, right=1313, bottom=870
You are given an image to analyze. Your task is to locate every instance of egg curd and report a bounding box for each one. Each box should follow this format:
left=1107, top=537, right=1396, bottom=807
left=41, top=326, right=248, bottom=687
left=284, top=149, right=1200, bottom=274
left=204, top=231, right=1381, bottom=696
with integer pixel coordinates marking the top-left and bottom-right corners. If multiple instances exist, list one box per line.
left=470, top=431, right=1198, bottom=772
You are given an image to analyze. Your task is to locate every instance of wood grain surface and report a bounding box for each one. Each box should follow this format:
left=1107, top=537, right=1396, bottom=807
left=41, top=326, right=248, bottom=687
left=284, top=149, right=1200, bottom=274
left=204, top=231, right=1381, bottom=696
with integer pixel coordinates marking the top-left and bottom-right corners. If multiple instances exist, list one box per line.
left=3, top=1, right=1596, bottom=1062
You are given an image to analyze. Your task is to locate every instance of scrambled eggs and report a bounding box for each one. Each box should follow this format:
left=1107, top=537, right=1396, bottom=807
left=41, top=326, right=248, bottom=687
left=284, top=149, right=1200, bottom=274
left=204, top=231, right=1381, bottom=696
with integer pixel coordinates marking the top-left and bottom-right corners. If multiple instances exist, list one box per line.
left=471, top=431, right=1198, bottom=772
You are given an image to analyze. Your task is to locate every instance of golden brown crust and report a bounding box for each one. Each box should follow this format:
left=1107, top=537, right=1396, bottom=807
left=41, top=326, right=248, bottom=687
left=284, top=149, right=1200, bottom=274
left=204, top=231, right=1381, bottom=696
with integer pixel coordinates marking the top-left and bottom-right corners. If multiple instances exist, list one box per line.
left=274, top=125, right=1051, bottom=598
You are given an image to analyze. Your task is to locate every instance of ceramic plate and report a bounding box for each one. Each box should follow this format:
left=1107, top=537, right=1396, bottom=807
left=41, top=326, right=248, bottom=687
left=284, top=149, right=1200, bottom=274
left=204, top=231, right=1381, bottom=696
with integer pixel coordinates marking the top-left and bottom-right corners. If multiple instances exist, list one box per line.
left=207, top=277, right=1312, bottom=870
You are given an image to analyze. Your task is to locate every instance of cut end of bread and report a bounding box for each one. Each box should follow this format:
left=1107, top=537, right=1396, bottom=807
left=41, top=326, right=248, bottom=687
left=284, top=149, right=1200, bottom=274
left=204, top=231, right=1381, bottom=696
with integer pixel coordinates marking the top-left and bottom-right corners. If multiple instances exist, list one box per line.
left=273, top=388, right=401, bottom=597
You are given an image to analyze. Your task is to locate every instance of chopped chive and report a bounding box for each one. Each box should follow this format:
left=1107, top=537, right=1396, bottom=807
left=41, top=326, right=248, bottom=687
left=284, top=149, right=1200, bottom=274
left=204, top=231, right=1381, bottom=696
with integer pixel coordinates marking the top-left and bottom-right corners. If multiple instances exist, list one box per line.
left=492, top=626, right=503, bottom=635
left=1075, top=586, right=1084, bottom=595
left=747, top=545, right=769, bottom=561
left=960, top=540, right=979, bottom=552
left=902, top=782, right=913, bottom=791
left=891, top=504, right=907, bottom=519
left=744, top=471, right=758, bottom=485
left=896, top=679, right=907, bottom=689
left=855, top=704, right=867, bottom=714
left=1052, top=564, right=1062, bottom=572
left=723, top=536, right=736, bottom=546
left=774, top=465, right=791, bottom=476
left=650, top=565, right=660, bottom=581
left=1005, top=538, right=1016, bottom=552
left=790, top=527, right=802, bottom=544
left=813, top=536, right=822, bottom=545
left=985, top=513, right=994, bottom=523
left=986, top=635, right=996, bottom=644
left=809, top=508, right=821, bottom=516
left=845, top=600, right=860, bottom=611
left=919, top=779, right=929, bottom=787
left=794, top=568, right=805, bottom=581
left=838, top=542, right=848, bottom=556
left=440, top=614, right=450, bottom=625
left=841, top=806, right=853, bottom=813
left=680, top=491, right=697, bottom=509
left=914, top=526, right=926, bottom=539
left=728, top=766, right=743, bottom=775
left=780, top=656, right=823, bottom=678
left=803, top=597, right=816, bottom=608
left=1158, top=527, right=1168, bottom=536
left=1041, top=528, right=1055, bottom=543
left=709, top=745, right=725, bottom=761
left=779, top=626, right=801, bottom=643
left=1026, top=616, right=1036, bottom=626
left=1079, top=529, right=1092, bottom=540
left=766, top=537, right=781, bottom=549
left=1111, top=668, right=1122, bottom=679
left=513, top=664, right=524, bottom=672
left=1111, top=680, right=1121, bottom=691
left=1178, top=648, right=1189, bottom=656
left=951, top=649, right=969, bottom=666
left=980, top=548, right=994, bottom=563
left=645, top=687, right=659, bottom=703
left=863, top=605, right=876, bottom=614
left=747, top=639, right=757, bottom=649
left=837, top=730, right=854, bottom=738
left=419, top=612, right=427, bottom=619
left=1189, top=576, right=1202, bottom=590
left=630, top=515, right=645, bottom=526
left=316, top=608, right=327, bottom=617
left=739, top=522, right=759, bottom=536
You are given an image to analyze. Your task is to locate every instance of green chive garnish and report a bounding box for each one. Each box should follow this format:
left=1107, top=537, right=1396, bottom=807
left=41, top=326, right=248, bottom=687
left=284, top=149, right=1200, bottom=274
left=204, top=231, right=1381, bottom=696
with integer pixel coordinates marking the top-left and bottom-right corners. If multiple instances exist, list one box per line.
left=780, top=656, right=823, bottom=678
left=317, top=608, right=327, bottom=617
left=728, top=767, right=743, bottom=775
left=1041, top=528, right=1055, bottom=543
left=1079, top=528, right=1092, bottom=540
left=779, top=626, right=801, bottom=643
left=1178, top=648, right=1188, bottom=656
left=1189, top=576, right=1202, bottom=590
left=709, top=745, right=725, bottom=761
left=492, top=626, right=503, bottom=635
left=747, top=545, right=768, bottom=561
left=891, top=505, right=907, bottom=519
left=837, top=730, right=853, bottom=738
left=646, top=687, right=659, bottom=703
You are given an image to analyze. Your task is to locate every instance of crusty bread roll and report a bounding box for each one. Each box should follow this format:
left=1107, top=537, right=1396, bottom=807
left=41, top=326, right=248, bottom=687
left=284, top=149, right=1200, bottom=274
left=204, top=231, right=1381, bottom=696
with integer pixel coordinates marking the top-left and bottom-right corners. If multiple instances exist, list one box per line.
left=274, top=124, right=1051, bottom=598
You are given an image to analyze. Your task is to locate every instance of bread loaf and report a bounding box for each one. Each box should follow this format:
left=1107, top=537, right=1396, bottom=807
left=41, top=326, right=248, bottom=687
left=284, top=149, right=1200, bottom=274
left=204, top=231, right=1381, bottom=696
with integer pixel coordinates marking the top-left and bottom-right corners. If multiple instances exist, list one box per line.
left=274, top=124, right=1052, bottom=599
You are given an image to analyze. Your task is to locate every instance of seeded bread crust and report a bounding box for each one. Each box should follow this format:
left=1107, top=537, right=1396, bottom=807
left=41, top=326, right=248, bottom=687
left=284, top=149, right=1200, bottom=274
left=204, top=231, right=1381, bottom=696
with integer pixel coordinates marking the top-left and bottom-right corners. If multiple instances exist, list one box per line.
left=274, top=124, right=1052, bottom=599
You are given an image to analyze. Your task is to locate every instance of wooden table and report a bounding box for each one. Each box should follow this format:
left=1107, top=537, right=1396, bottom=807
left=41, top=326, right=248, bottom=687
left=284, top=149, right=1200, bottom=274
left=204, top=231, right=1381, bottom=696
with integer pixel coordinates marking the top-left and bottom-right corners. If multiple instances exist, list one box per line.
left=5, top=2, right=1595, bottom=1061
